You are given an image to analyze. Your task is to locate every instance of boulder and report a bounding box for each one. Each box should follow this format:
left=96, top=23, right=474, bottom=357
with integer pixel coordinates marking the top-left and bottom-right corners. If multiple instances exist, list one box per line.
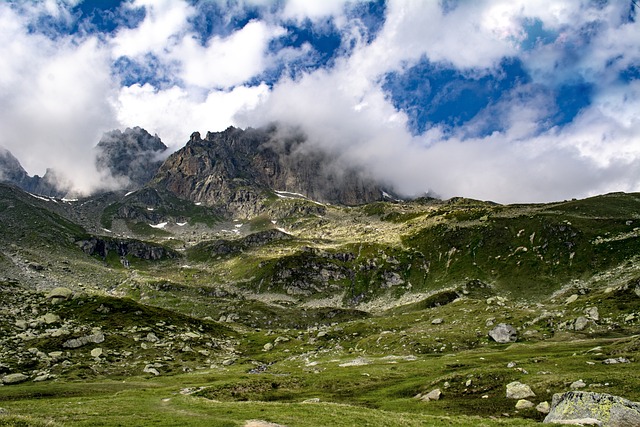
left=537, top=401, right=551, bottom=414
left=544, top=391, right=640, bottom=427
left=422, top=389, right=442, bottom=401
left=47, top=287, right=73, bottom=300
left=2, top=373, right=28, bottom=385
left=63, top=332, right=105, bottom=348
left=506, top=381, right=536, bottom=399
left=516, top=399, right=534, bottom=409
left=574, top=316, right=589, bottom=331
left=570, top=379, right=587, bottom=390
left=489, top=323, right=517, bottom=343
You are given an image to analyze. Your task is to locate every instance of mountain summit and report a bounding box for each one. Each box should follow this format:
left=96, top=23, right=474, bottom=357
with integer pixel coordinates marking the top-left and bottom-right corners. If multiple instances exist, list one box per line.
left=95, top=127, right=168, bottom=190
left=151, top=125, right=390, bottom=216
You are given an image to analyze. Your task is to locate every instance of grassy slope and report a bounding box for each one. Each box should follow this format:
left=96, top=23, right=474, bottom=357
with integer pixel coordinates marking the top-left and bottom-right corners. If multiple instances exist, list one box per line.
left=1, top=190, right=640, bottom=425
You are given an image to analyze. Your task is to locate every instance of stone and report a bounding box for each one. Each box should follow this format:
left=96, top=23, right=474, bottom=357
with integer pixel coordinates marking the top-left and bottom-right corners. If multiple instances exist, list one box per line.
left=63, top=332, right=105, bottom=348
left=570, top=379, right=587, bottom=390
left=47, top=287, right=73, bottom=300
left=263, top=343, right=274, bottom=351
left=421, top=388, right=442, bottom=401
left=91, top=348, right=103, bottom=358
left=565, top=294, right=579, bottom=304
left=489, top=323, right=517, bottom=343
left=431, top=318, right=444, bottom=325
left=41, top=313, right=60, bottom=324
left=33, top=373, right=51, bottom=382
left=302, top=398, right=320, bottom=403
left=537, top=401, right=551, bottom=414
left=243, top=420, right=287, bottom=427
left=585, top=307, right=600, bottom=321
left=574, top=317, right=589, bottom=331
left=506, top=381, right=536, bottom=399
left=507, top=361, right=517, bottom=368
left=543, top=391, right=640, bottom=426
left=516, top=399, right=534, bottom=409
left=2, top=373, right=28, bottom=385
left=143, top=366, right=160, bottom=376
left=14, top=319, right=27, bottom=329
left=603, top=358, right=630, bottom=365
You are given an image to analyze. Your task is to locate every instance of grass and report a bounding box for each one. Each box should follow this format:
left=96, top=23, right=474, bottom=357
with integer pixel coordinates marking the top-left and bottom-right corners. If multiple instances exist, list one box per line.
left=4, top=186, right=640, bottom=426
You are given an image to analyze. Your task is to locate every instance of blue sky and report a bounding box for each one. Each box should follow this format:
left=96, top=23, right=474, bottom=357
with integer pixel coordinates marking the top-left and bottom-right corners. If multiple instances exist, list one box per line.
left=0, top=0, right=639, bottom=202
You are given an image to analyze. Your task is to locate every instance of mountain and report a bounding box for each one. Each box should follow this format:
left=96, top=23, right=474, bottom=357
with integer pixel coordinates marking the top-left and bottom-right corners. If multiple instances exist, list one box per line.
left=0, top=147, right=66, bottom=197
left=150, top=126, right=389, bottom=217
left=0, top=127, right=168, bottom=198
left=1, top=128, right=640, bottom=426
left=95, top=126, right=168, bottom=190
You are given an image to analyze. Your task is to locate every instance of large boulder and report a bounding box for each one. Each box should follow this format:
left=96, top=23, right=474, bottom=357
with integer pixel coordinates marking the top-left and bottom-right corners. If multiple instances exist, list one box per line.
left=543, top=391, right=640, bottom=427
left=489, top=323, right=517, bottom=343
left=506, top=381, right=536, bottom=399
left=2, top=373, right=28, bottom=385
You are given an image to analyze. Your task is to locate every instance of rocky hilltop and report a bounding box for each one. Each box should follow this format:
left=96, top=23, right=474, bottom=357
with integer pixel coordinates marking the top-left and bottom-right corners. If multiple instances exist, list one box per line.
left=151, top=126, right=388, bottom=217
left=95, top=127, right=168, bottom=190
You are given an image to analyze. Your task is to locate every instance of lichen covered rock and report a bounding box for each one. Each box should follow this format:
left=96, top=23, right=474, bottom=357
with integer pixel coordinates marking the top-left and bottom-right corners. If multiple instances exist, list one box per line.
left=543, top=391, right=640, bottom=427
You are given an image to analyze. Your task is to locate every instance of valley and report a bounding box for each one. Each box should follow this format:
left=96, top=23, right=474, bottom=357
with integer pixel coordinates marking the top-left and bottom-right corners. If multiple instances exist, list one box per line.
left=1, top=178, right=639, bottom=426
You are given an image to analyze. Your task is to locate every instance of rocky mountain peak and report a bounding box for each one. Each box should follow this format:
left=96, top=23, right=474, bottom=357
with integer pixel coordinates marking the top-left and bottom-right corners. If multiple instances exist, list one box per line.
left=151, top=125, right=390, bottom=217
left=95, top=127, right=168, bottom=189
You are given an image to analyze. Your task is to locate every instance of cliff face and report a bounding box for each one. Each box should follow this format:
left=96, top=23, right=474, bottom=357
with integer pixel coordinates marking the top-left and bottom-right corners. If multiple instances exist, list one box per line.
left=151, top=126, right=386, bottom=216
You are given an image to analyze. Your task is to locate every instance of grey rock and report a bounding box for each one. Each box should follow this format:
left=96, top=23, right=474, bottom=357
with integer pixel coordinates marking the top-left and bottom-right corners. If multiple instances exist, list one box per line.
left=506, top=381, right=536, bottom=399
left=585, top=307, right=600, bottom=321
left=574, top=316, right=589, bottom=331
left=489, top=323, right=517, bottom=343
left=63, top=332, right=105, bottom=348
left=571, top=379, right=587, bottom=390
left=544, top=391, right=640, bottom=427
left=431, top=318, right=444, bottom=325
left=422, top=388, right=442, bottom=401
left=47, top=287, right=73, bottom=300
left=603, top=358, right=630, bottom=365
left=41, top=313, right=61, bottom=324
left=90, top=348, right=103, bottom=358
left=143, top=366, right=160, bottom=376
left=516, top=399, right=534, bottom=409
left=2, top=373, right=28, bottom=385
left=537, top=401, right=551, bottom=414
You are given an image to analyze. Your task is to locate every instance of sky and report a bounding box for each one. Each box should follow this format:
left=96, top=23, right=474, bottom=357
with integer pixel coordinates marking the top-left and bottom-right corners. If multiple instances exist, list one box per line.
left=0, top=0, right=639, bottom=202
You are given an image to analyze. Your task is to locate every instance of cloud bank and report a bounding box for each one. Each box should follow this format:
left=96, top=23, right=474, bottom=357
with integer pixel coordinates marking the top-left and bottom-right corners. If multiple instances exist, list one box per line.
left=0, top=0, right=638, bottom=202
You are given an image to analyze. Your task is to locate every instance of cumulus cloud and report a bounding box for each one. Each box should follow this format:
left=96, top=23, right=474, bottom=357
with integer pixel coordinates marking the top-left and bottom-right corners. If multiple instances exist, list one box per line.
left=0, top=4, right=121, bottom=195
left=1, top=0, right=639, bottom=202
left=116, top=83, right=270, bottom=149
left=239, top=0, right=640, bottom=203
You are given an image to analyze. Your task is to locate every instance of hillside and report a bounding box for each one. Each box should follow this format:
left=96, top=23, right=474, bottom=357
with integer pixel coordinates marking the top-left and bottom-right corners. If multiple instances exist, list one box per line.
left=1, top=166, right=640, bottom=425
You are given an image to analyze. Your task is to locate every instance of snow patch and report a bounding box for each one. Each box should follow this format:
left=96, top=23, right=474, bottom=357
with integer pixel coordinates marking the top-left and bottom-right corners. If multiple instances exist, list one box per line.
left=28, top=193, right=51, bottom=202
left=150, top=222, right=167, bottom=229
left=195, top=202, right=202, bottom=206
left=147, top=207, right=154, bottom=211
left=177, top=222, right=187, bottom=226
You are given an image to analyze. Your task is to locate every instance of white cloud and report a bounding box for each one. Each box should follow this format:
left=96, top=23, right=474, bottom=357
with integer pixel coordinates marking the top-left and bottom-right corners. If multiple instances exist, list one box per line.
left=116, top=83, right=270, bottom=149
left=111, top=0, right=194, bottom=58
left=0, top=4, right=120, bottom=195
left=173, top=20, right=286, bottom=89
left=282, top=0, right=348, bottom=23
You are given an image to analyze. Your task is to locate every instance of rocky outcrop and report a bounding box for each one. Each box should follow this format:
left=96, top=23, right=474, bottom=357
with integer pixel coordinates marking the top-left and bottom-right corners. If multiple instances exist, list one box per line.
left=76, top=237, right=177, bottom=260
left=544, top=391, right=640, bottom=427
left=95, top=127, right=168, bottom=189
left=489, top=323, right=517, bottom=343
left=151, top=126, right=388, bottom=217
